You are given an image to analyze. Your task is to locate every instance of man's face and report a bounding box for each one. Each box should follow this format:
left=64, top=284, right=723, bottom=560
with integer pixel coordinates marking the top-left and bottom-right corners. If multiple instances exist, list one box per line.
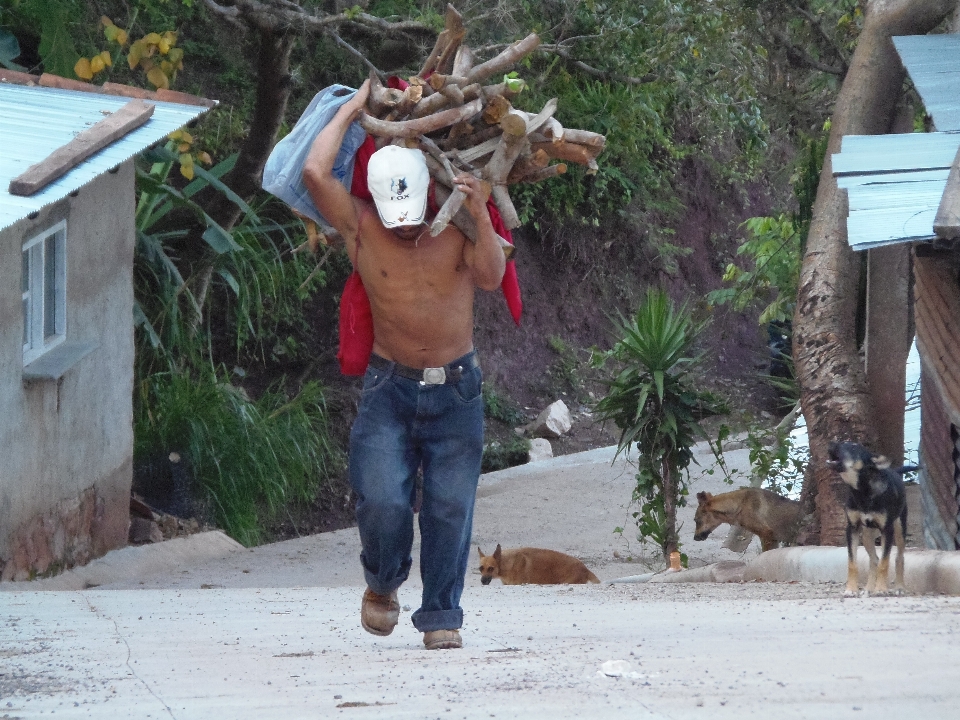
left=392, top=223, right=425, bottom=241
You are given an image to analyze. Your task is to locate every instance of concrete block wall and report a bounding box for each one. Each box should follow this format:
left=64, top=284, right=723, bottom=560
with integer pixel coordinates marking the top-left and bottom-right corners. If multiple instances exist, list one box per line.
left=0, top=163, right=135, bottom=580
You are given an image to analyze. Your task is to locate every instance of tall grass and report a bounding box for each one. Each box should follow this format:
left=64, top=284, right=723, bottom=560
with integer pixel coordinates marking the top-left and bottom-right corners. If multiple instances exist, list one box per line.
left=134, top=368, right=342, bottom=546
left=132, top=148, right=343, bottom=546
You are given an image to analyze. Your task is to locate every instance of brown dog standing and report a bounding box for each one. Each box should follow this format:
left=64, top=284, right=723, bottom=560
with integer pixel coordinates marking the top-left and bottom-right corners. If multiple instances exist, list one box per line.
left=693, top=487, right=801, bottom=552
left=477, top=545, right=600, bottom=585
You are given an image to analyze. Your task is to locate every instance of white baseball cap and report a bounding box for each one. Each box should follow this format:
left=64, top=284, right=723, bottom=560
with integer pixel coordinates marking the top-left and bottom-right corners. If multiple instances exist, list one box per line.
left=367, top=145, right=429, bottom=228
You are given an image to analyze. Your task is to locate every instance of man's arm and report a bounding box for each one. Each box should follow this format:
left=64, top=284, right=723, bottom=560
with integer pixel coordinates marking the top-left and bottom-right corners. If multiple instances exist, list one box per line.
left=456, top=174, right=507, bottom=291
left=302, top=80, right=371, bottom=253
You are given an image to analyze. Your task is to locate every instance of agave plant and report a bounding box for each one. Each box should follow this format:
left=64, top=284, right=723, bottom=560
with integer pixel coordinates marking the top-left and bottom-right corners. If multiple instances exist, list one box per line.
left=593, top=288, right=718, bottom=564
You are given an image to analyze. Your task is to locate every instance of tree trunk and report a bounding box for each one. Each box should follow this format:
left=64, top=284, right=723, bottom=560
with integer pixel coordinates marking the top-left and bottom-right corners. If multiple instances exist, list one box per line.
left=793, top=0, right=956, bottom=545
left=662, top=461, right=678, bottom=563
left=193, top=26, right=296, bottom=316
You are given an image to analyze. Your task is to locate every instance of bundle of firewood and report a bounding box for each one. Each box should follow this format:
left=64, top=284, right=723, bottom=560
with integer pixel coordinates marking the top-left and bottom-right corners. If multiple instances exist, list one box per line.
left=357, top=5, right=606, bottom=250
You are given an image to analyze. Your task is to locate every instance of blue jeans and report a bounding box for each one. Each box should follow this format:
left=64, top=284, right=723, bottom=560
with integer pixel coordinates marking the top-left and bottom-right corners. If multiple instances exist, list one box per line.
left=349, top=352, right=484, bottom=632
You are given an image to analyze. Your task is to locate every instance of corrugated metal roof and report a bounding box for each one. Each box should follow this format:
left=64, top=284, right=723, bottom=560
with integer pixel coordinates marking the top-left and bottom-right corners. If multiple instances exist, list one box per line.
left=831, top=34, right=960, bottom=251
left=833, top=132, right=959, bottom=250
left=0, top=82, right=212, bottom=232
left=893, top=34, right=960, bottom=132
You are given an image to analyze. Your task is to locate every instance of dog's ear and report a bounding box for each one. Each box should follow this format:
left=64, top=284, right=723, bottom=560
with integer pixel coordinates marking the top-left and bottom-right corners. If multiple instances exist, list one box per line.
left=494, top=544, right=502, bottom=562
left=696, top=491, right=710, bottom=503
left=872, top=455, right=891, bottom=469
left=477, top=546, right=484, bottom=558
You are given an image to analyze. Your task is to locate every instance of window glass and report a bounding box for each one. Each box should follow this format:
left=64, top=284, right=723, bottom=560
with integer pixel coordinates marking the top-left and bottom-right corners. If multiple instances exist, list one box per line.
left=44, top=232, right=57, bottom=339
left=22, top=221, right=66, bottom=364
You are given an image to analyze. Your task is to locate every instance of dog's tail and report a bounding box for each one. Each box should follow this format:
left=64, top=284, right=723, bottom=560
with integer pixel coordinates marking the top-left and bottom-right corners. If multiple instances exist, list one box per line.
left=586, top=570, right=600, bottom=584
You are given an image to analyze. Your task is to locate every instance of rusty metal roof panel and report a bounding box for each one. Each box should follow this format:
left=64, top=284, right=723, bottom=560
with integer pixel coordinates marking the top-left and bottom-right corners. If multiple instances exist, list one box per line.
left=894, top=34, right=960, bottom=131
left=0, top=83, right=212, bottom=232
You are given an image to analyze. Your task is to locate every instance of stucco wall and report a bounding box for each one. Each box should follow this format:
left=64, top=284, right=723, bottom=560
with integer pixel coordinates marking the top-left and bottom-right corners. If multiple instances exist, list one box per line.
left=0, top=162, right=135, bottom=580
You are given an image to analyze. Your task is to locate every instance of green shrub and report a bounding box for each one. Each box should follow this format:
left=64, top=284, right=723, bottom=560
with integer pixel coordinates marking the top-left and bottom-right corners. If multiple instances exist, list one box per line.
left=134, top=370, right=343, bottom=546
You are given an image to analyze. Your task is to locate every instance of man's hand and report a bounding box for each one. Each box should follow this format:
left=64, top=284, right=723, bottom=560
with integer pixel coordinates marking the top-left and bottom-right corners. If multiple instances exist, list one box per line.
left=454, top=173, right=492, bottom=223
left=347, top=79, right=371, bottom=119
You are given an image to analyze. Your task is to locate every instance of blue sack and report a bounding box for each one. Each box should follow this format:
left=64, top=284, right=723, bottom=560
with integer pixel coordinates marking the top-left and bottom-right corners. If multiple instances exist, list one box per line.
left=262, top=84, right=367, bottom=226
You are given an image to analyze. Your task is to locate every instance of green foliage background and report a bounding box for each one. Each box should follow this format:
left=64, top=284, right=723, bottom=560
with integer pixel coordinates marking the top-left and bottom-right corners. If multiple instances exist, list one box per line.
left=0, top=0, right=861, bottom=542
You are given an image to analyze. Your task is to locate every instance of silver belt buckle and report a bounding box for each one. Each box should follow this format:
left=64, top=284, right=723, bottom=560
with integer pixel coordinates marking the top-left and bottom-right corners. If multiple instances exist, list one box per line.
left=422, top=366, right=445, bottom=385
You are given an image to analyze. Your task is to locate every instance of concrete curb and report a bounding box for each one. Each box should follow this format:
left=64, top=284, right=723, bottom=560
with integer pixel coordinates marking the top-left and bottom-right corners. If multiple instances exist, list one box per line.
left=607, top=561, right=747, bottom=585
left=743, top=547, right=960, bottom=595
left=0, top=531, right=243, bottom=591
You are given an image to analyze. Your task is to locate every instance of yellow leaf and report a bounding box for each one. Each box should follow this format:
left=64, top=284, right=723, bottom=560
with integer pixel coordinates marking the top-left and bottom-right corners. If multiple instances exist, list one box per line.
left=90, top=55, right=105, bottom=74
left=168, top=129, right=183, bottom=141
left=143, top=32, right=162, bottom=46
left=196, top=151, right=212, bottom=166
left=99, top=50, right=112, bottom=68
left=104, top=24, right=119, bottom=43
left=180, top=130, right=193, bottom=143
left=101, top=16, right=114, bottom=28
left=162, top=31, right=177, bottom=46
left=179, top=153, right=194, bottom=181
left=74, top=57, right=93, bottom=81
left=160, top=60, right=173, bottom=75
left=127, top=41, right=143, bottom=69
left=146, top=66, right=169, bottom=89
left=116, top=29, right=128, bottom=46
left=178, top=142, right=191, bottom=153
left=158, top=38, right=171, bottom=55
left=167, top=47, right=183, bottom=65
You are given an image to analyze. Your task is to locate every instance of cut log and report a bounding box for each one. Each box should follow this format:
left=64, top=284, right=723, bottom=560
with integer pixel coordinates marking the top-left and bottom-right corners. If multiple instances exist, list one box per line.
left=432, top=182, right=515, bottom=259
left=515, top=163, right=566, bottom=184
left=517, top=98, right=558, bottom=135
left=386, top=83, right=423, bottom=120
left=428, top=73, right=465, bottom=91
left=560, top=128, right=606, bottom=150
left=368, top=71, right=404, bottom=115
left=491, top=184, right=520, bottom=229
left=359, top=98, right=482, bottom=138
left=464, top=33, right=541, bottom=86
left=455, top=136, right=502, bottom=165
left=531, top=140, right=600, bottom=167
left=480, top=81, right=523, bottom=102
left=441, top=124, right=502, bottom=152
left=410, top=91, right=451, bottom=120
left=506, top=151, right=551, bottom=183
left=482, top=95, right=513, bottom=125
left=539, top=116, right=564, bottom=142
left=452, top=45, right=474, bottom=76
left=419, top=4, right=466, bottom=77
left=484, top=116, right=529, bottom=184
left=9, top=99, right=155, bottom=196
left=439, top=83, right=465, bottom=106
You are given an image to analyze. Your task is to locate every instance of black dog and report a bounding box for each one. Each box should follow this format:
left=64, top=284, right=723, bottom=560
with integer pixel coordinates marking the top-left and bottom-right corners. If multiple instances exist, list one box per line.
left=826, top=441, right=910, bottom=596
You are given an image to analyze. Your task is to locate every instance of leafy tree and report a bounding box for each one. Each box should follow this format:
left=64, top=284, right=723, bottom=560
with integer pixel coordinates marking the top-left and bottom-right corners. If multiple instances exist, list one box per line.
left=592, top=289, right=720, bottom=564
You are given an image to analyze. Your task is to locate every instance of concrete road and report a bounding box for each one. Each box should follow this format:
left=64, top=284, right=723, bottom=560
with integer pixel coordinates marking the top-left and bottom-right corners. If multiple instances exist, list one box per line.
left=2, top=442, right=960, bottom=719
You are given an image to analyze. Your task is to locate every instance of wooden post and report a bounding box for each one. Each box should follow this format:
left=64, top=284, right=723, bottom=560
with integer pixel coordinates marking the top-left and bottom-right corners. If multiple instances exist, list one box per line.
left=865, top=244, right=912, bottom=467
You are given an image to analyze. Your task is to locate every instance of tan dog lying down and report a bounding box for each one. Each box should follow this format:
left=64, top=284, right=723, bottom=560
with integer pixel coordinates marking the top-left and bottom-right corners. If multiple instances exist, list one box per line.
left=477, top=544, right=600, bottom=585
left=693, top=487, right=801, bottom=552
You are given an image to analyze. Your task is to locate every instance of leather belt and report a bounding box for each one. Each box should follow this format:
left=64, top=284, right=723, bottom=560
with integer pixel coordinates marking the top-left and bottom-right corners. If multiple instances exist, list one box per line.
left=368, top=352, right=479, bottom=385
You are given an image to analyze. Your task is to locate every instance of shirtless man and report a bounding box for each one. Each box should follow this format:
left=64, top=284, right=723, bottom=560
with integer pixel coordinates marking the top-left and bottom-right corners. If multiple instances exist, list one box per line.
left=303, top=80, right=506, bottom=650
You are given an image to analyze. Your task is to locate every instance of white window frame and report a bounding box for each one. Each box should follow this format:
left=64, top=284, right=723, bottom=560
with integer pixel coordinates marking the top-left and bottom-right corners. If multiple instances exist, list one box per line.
left=22, top=220, right=67, bottom=366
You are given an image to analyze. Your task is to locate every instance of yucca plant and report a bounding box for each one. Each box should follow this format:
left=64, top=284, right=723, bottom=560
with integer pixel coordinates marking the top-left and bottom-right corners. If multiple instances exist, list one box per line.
left=592, top=288, right=719, bottom=564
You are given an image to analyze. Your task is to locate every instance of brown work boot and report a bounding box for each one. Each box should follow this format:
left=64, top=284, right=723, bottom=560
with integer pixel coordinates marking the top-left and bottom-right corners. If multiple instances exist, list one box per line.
left=361, top=588, right=399, bottom=636
left=423, top=629, right=462, bottom=650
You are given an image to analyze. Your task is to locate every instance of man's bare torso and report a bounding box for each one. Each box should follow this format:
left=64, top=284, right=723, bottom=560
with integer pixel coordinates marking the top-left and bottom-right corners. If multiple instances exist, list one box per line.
left=351, top=199, right=475, bottom=369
